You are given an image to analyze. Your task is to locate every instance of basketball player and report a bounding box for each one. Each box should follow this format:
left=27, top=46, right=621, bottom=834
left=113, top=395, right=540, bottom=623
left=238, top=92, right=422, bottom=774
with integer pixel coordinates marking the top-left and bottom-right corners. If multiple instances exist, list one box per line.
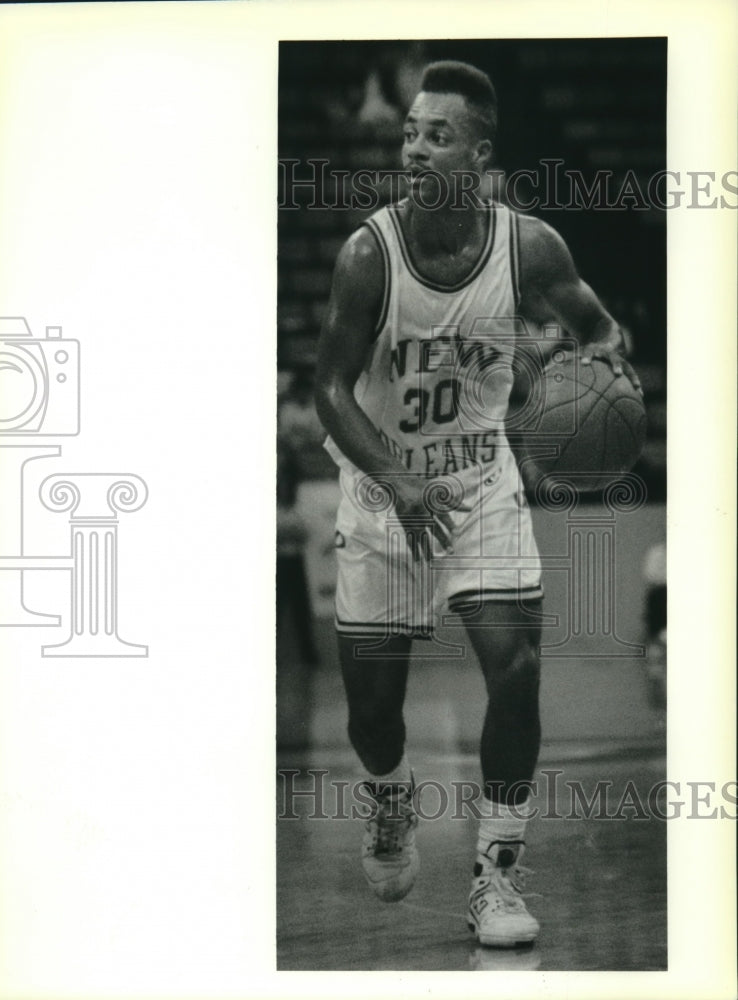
left=315, top=61, right=640, bottom=947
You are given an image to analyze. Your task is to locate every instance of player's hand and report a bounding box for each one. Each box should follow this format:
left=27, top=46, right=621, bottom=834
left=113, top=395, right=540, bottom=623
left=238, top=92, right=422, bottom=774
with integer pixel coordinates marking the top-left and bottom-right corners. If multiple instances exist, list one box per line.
left=581, top=339, right=642, bottom=394
left=390, top=475, right=467, bottom=561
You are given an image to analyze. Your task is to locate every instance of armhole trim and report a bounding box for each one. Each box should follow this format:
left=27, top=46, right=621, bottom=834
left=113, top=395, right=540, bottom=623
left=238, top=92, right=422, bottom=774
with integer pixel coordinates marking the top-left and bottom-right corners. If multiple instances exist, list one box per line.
left=362, top=218, right=391, bottom=336
left=509, top=208, right=522, bottom=309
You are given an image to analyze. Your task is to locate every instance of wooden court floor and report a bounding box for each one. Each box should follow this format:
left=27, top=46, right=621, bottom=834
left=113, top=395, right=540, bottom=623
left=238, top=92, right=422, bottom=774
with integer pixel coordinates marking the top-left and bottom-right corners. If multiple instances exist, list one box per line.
left=276, top=750, right=667, bottom=972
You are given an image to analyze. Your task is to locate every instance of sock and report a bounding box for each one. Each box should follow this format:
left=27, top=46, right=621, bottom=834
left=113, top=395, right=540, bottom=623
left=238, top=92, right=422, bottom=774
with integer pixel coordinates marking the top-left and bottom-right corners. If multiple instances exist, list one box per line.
left=475, top=796, right=533, bottom=873
left=365, top=752, right=411, bottom=797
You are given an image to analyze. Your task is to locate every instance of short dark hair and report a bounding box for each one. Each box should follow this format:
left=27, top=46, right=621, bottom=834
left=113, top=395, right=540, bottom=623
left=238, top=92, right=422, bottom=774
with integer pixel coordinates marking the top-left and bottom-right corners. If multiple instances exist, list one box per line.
left=420, top=60, right=497, bottom=144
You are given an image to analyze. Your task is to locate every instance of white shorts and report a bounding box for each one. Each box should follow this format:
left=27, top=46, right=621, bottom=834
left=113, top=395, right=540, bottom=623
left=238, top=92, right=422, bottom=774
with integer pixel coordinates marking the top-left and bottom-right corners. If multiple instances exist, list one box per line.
left=334, top=454, right=542, bottom=638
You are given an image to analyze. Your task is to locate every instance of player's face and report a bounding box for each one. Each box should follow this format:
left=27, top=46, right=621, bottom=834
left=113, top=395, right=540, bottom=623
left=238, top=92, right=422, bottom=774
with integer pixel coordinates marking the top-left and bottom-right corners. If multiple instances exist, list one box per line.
left=402, top=91, right=489, bottom=191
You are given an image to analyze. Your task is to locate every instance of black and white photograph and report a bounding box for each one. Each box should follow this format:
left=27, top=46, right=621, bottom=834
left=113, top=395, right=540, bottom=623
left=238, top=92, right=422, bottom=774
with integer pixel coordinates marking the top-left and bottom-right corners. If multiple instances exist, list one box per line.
left=0, top=2, right=734, bottom=998
left=275, top=35, right=728, bottom=975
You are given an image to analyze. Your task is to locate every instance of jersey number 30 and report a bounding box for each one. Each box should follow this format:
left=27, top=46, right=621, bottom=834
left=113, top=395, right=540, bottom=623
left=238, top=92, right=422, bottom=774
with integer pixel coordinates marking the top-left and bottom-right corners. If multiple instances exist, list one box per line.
left=398, top=378, right=460, bottom=433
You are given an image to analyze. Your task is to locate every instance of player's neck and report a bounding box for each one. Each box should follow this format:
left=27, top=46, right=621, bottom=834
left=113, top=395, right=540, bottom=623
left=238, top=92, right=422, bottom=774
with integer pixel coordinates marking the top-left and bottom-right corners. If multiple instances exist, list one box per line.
left=406, top=202, right=483, bottom=256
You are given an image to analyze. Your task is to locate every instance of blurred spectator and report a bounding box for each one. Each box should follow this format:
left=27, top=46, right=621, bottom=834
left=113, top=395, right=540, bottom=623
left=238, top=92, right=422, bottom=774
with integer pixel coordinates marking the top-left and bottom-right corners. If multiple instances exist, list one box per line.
left=357, top=43, right=426, bottom=128
left=277, top=436, right=318, bottom=749
left=277, top=436, right=318, bottom=665
left=642, top=541, right=666, bottom=717
left=278, top=366, right=336, bottom=480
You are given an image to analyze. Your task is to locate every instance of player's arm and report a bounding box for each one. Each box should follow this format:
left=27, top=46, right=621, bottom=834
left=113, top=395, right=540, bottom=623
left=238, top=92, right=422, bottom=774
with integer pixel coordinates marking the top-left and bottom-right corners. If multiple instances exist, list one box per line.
left=517, top=214, right=641, bottom=390
left=315, top=228, right=453, bottom=556
left=315, top=227, right=408, bottom=480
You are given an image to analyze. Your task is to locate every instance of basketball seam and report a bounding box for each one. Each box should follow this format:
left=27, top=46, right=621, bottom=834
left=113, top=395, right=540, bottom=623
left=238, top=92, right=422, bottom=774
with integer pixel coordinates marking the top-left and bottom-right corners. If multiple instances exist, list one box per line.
left=555, top=392, right=606, bottom=465
left=544, top=366, right=640, bottom=409
left=555, top=399, right=644, bottom=475
left=541, top=372, right=643, bottom=451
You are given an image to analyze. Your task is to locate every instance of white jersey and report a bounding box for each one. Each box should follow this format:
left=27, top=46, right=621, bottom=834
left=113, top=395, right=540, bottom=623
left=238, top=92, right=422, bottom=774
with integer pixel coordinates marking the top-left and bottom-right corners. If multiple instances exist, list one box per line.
left=325, top=199, right=524, bottom=483
left=326, top=200, right=544, bottom=629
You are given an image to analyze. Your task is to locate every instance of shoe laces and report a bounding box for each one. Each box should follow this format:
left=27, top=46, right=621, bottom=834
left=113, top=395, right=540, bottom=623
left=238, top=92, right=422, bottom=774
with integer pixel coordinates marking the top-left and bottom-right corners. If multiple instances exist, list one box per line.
left=505, top=862, right=532, bottom=890
left=366, top=794, right=416, bottom=855
left=500, top=863, right=543, bottom=901
left=479, top=863, right=541, bottom=907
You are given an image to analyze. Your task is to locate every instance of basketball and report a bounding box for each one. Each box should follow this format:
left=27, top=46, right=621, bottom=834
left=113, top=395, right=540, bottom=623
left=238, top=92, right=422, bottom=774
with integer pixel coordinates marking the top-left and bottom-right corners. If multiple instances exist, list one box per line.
left=527, top=352, right=647, bottom=492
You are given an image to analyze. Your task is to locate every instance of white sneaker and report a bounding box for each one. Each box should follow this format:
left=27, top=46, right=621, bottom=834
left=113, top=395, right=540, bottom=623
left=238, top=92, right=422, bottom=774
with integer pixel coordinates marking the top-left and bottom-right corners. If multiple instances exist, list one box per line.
left=361, top=779, right=419, bottom=903
left=467, top=841, right=540, bottom=947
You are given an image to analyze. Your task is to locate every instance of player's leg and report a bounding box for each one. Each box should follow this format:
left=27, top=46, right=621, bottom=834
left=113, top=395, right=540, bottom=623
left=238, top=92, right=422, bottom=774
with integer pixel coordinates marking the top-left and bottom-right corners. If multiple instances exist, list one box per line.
left=339, top=634, right=411, bottom=776
left=459, top=598, right=543, bottom=946
left=333, top=467, right=414, bottom=761
left=463, top=600, right=542, bottom=805
left=338, top=632, right=420, bottom=903
left=441, top=455, right=544, bottom=947
left=333, top=466, right=422, bottom=902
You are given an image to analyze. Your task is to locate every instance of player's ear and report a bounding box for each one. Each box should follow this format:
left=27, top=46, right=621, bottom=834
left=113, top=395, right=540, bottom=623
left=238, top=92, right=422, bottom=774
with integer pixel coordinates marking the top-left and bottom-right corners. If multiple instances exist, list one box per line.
left=473, top=139, right=493, bottom=170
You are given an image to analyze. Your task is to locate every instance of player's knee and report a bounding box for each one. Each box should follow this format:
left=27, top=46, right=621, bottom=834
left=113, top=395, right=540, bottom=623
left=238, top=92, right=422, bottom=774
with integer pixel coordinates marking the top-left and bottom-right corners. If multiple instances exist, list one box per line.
left=487, top=640, right=540, bottom=701
left=512, top=641, right=540, bottom=679
left=480, top=633, right=539, bottom=679
left=508, top=643, right=540, bottom=696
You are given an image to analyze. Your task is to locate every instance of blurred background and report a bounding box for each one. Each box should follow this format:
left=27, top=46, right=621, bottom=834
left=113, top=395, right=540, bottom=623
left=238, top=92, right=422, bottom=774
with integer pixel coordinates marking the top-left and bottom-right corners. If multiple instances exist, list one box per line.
left=276, top=39, right=667, bottom=756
